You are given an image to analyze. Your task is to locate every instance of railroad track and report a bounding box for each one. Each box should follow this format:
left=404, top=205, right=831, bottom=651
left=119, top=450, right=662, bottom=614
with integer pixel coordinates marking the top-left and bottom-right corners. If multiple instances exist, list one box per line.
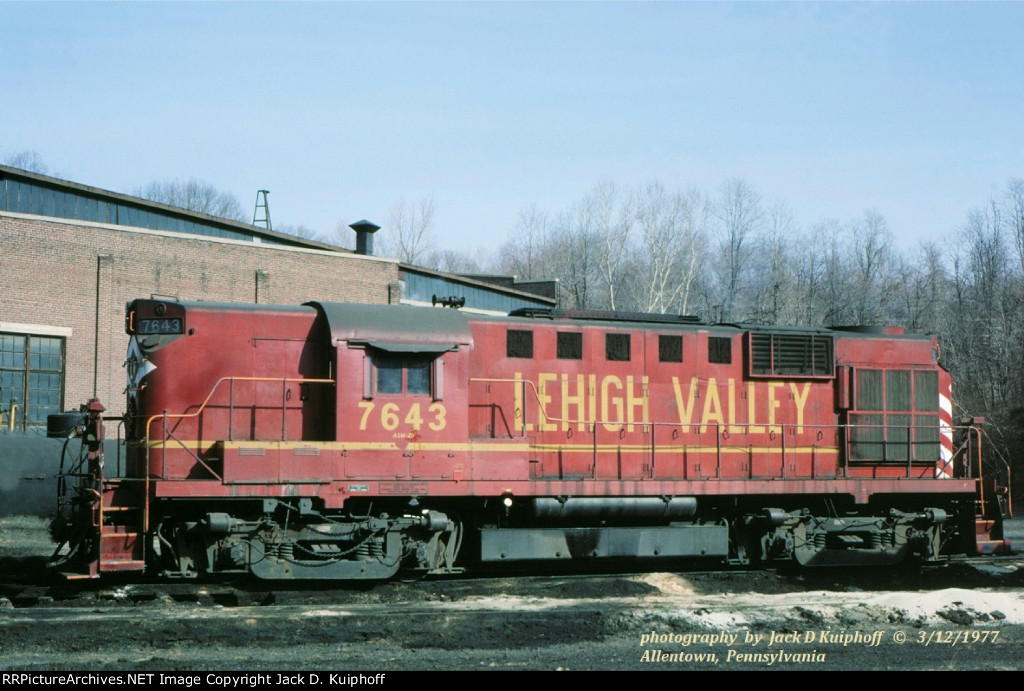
left=1, top=553, right=1022, bottom=611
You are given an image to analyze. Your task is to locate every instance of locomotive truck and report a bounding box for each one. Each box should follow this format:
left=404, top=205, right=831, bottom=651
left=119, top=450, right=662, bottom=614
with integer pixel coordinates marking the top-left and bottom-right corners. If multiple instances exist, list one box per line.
left=47, top=298, right=1009, bottom=580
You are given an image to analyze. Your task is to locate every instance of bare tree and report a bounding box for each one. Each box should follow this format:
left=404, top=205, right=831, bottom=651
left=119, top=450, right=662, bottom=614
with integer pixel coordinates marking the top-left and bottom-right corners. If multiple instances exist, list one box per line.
left=713, top=178, right=765, bottom=321
left=798, top=222, right=847, bottom=327
left=277, top=224, right=328, bottom=244
left=893, top=241, right=946, bottom=333
left=134, top=178, right=248, bottom=222
left=849, top=209, right=897, bottom=324
left=945, top=202, right=1023, bottom=417
left=426, top=248, right=488, bottom=274
left=750, top=202, right=798, bottom=324
left=629, top=184, right=709, bottom=314
left=3, top=149, right=49, bottom=174
left=376, top=195, right=437, bottom=264
left=1004, top=178, right=1024, bottom=277
left=942, top=204, right=1024, bottom=493
left=547, top=204, right=600, bottom=310
left=495, top=205, right=552, bottom=280
left=787, top=229, right=827, bottom=326
left=588, top=181, right=631, bottom=310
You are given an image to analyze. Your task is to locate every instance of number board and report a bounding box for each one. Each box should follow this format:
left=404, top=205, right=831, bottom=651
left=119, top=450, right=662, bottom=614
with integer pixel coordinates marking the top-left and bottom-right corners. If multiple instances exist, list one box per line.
left=138, top=318, right=184, bottom=335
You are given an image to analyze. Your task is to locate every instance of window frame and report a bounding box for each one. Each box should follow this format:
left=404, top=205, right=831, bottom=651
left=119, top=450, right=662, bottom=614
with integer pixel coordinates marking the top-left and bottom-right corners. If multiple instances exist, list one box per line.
left=658, top=334, right=683, bottom=363
left=0, top=332, right=65, bottom=432
left=849, top=368, right=940, bottom=463
left=707, top=336, right=732, bottom=365
left=371, top=352, right=435, bottom=397
left=556, top=331, right=583, bottom=360
left=506, top=329, right=534, bottom=359
left=605, top=332, right=631, bottom=362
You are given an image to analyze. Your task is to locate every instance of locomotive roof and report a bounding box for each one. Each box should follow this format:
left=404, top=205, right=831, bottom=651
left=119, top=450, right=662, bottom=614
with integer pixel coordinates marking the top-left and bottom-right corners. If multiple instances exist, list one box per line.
left=142, top=299, right=314, bottom=313
left=307, top=300, right=474, bottom=350
left=131, top=299, right=933, bottom=343
left=508, top=307, right=704, bottom=325
left=498, top=306, right=933, bottom=340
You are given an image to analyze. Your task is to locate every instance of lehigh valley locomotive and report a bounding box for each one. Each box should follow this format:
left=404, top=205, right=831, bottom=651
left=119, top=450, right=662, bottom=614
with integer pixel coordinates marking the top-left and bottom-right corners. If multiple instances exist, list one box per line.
left=49, top=299, right=1009, bottom=580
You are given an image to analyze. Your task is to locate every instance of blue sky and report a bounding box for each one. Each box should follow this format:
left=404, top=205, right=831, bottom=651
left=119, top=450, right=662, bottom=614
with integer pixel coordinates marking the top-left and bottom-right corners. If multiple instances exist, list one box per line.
left=3, top=2, right=1022, bottom=252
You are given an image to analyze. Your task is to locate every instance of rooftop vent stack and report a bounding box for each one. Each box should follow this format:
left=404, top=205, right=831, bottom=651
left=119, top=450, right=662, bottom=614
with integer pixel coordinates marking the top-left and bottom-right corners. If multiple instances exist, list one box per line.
left=350, top=220, right=380, bottom=256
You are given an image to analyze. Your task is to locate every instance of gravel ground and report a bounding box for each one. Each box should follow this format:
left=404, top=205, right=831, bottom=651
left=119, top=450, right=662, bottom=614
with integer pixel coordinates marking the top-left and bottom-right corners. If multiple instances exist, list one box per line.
left=1, top=517, right=1023, bottom=672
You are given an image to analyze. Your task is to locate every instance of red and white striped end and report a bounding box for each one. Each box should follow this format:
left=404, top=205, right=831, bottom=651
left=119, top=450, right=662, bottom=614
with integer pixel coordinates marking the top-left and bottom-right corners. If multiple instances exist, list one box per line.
left=937, top=369, right=954, bottom=478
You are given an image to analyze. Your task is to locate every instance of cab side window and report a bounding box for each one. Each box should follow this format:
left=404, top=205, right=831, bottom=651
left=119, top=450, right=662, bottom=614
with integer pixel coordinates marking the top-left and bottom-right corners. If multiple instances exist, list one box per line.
left=375, top=353, right=432, bottom=395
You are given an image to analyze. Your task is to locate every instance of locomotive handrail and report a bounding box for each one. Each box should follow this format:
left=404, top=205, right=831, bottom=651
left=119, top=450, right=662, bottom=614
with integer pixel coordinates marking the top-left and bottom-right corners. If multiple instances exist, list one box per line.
left=474, top=376, right=973, bottom=482
left=974, top=426, right=985, bottom=510
left=115, top=417, right=125, bottom=478
left=142, top=375, right=336, bottom=520
left=470, top=377, right=538, bottom=437
left=959, top=424, right=1011, bottom=517
left=142, top=375, right=336, bottom=444
left=975, top=426, right=1012, bottom=516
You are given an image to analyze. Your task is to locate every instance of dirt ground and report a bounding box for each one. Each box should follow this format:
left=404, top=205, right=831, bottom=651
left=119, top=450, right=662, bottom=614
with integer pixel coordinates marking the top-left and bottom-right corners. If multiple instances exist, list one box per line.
left=2, top=516, right=1024, bottom=672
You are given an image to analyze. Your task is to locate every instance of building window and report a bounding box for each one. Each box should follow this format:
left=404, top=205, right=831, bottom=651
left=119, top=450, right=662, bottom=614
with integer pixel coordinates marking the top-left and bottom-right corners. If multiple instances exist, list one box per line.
left=659, top=335, right=683, bottom=363
left=557, top=332, right=583, bottom=360
left=605, top=333, right=631, bottom=362
left=507, top=329, right=534, bottom=359
left=375, top=354, right=431, bottom=395
left=708, top=336, right=732, bottom=364
left=0, top=333, right=64, bottom=431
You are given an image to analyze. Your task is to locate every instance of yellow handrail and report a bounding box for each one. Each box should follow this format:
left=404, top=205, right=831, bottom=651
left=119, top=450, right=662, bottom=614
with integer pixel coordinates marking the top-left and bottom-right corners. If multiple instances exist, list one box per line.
left=143, top=375, right=335, bottom=443
left=141, top=375, right=334, bottom=534
left=473, top=375, right=981, bottom=481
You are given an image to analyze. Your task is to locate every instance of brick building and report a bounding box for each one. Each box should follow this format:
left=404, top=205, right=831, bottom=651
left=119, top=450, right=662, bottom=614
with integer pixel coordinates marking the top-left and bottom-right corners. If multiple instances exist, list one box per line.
left=0, top=165, right=554, bottom=511
left=0, top=168, right=401, bottom=429
left=0, top=164, right=555, bottom=434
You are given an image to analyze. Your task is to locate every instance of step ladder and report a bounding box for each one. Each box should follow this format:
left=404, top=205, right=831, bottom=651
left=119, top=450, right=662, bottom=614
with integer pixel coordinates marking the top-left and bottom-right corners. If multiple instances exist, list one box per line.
left=974, top=488, right=1011, bottom=555
left=61, top=478, right=146, bottom=579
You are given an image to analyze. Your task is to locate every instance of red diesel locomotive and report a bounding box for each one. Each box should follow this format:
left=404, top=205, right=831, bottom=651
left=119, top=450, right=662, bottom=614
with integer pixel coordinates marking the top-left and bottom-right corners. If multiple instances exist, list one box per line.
left=49, top=298, right=1008, bottom=579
